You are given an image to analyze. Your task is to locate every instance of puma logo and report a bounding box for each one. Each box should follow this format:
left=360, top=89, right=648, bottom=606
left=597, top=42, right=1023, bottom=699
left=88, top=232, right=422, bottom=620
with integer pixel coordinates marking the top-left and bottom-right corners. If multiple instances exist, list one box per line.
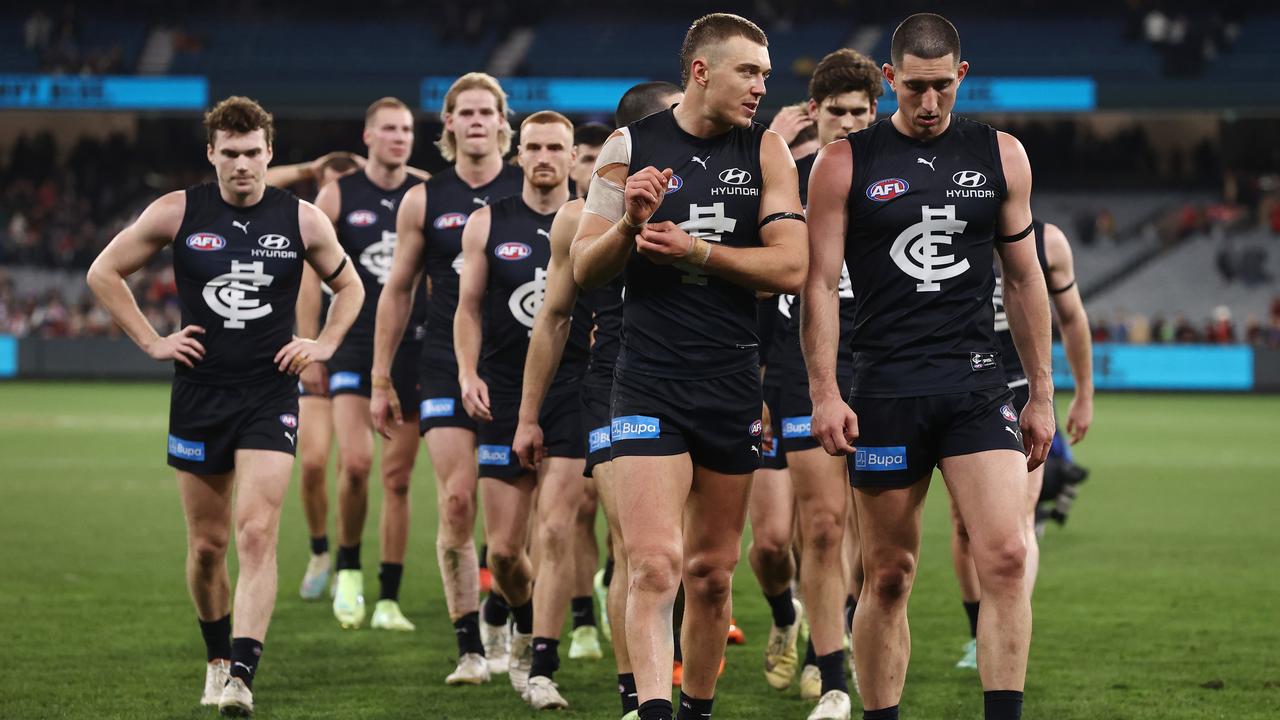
left=472, top=196, right=489, bottom=207
left=284, top=432, right=295, bottom=447
left=691, top=156, right=708, bottom=170
left=750, top=445, right=760, bottom=458
left=1004, top=425, right=1022, bottom=442
left=537, top=229, right=550, bottom=239
left=380, top=198, right=396, bottom=211
left=917, top=157, right=936, bottom=171
left=232, top=220, right=250, bottom=234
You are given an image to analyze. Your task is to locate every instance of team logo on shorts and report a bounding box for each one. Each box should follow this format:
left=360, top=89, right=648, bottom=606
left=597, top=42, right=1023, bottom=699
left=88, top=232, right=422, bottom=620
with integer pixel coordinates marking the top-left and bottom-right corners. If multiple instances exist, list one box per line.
left=666, top=174, right=683, bottom=194
left=186, top=232, right=226, bottom=252
left=749, top=419, right=763, bottom=437
left=1000, top=405, right=1018, bottom=423
left=478, top=445, right=511, bottom=465
left=167, top=434, right=205, bottom=462
left=866, top=178, right=909, bottom=202
left=279, top=413, right=298, bottom=429
left=347, top=210, right=377, bottom=227
left=434, top=212, right=468, bottom=230
left=329, top=371, right=361, bottom=392
left=420, top=398, right=455, bottom=418
left=611, top=415, right=660, bottom=441
left=855, top=446, right=907, bottom=471
left=495, top=242, right=532, bottom=261
left=781, top=416, right=812, bottom=439
left=588, top=426, right=612, bottom=454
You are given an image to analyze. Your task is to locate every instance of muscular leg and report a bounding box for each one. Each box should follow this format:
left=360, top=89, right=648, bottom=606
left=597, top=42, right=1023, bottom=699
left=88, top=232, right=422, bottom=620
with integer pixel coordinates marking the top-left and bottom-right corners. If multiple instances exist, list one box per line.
left=1024, top=464, right=1045, bottom=594
left=950, top=493, right=982, bottom=605
left=426, top=427, right=480, bottom=620
left=229, top=449, right=294, bottom=641
left=940, top=450, right=1031, bottom=692
left=853, top=478, right=930, bottom=711
left=789, top=447, right=848, bottom=657
left=574, top=474, right=600, bottom=611
left=596, top=461, right=631, bottom=672
left=178, top=470, right=234, bottom=622
left=481, top=475, right=536, bottom=608
left=332, top=395, right=374, bottom=553
left=378, top=413, right=421, bottom=565
left=297, top=396, right=332, bottom=543
left=747, top=467, right=794, bottom=597
left=616, top=453, right=692, bottom=705
left=680, top=465, right=753, bottom=700
left=532, top=457, right=586, bottom=639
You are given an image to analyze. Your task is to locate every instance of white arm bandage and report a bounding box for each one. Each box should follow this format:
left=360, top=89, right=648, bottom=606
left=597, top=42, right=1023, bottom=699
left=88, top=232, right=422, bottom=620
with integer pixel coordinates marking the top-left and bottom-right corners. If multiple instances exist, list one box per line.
left=582, top=129, right=631, bottom=223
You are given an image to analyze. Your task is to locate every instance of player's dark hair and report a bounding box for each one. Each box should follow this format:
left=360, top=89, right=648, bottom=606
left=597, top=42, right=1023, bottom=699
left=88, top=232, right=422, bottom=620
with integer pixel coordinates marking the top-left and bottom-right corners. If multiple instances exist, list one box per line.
left=680, top=13, right=768, bottom=87
left=204, top=96, right=274, bottom=146
left=890, top=13, right=961, bottom=67
left=322, top=154, right=359, bottom=174
left=574, top=122, right=612, bottom=147
left=789, top=122, right=818, bottom=151
left=809, top=49, right=883, bottom=105
left=615, top=81, right=682, bottom=127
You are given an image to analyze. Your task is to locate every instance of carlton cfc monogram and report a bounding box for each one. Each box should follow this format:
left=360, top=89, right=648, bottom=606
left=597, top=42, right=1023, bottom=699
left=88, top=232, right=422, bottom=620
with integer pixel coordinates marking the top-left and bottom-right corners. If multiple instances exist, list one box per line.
left=890, top=205, right=971, bottom=292
left=202, top=260, right=275, bottom=328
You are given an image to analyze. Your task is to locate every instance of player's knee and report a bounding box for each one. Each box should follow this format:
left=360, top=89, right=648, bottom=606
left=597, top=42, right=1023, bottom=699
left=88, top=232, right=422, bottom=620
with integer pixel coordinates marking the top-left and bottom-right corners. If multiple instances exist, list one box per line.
left=190, top=535, right=229, bottom=570
left=803, top=508, right=844, bottom=556
left=865, top=552, right=916, bottom=606
left=750, top=535, right=790, bottom=570
left=440, top=489, right=475, bottom=535
left=537, top=512, right=574, bottom=560
left=487, top=543, right=522, bottom=577
left=628, top=546, right=681, bottom=598
left=235, top=517, right=277, bottom=563
left=684, top=554, right=735, bottom=607
left=340, top=452, right=373, bottom=484
left=982, top=535, right=1028, bottom=586
left=380, top=470, right=411, bottom=499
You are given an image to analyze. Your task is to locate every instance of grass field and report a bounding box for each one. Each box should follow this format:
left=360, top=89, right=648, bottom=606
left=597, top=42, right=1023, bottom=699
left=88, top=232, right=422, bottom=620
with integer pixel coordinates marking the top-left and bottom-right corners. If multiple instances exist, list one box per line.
left=1, top=382, right=1278, bottom=719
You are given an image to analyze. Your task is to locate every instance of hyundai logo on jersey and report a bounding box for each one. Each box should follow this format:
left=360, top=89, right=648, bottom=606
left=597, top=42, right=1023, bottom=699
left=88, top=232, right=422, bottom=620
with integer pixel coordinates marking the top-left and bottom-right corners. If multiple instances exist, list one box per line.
left=347, top=210, right=377, bottom=227
left=855, top=446, right=907, bottom=471
left=588, top=426, right=612, bottom=453
left=186, top=233, right=226, bottom=251
left=257, top=234, right=290, bottom=250
left=329, top=371, right=361, bottom=392
left=866, top=178, right=909, bottom=202
left=420, top=398, right=456, bottom=418
left=168, top=434, right=206, bottom=461
left=434, top=212, right=468, bottom=230
left=611, top=415, right=661, bottom=441
left=781, top=416, right=812, bottom=439
left=495, top=242, right=532, bottom=261
left=478, top=445, right=511, bottom=465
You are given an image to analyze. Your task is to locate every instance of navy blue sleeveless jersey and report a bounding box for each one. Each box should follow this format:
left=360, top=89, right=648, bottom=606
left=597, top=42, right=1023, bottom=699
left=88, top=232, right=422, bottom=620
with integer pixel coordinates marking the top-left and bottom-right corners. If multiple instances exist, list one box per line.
left=479, top=195, right=591, bottom=393
left=335, top=171, right=424, bottom=346
left=173, top=183, right=304, bottom=385
left=583, top=274, right=624, bottom=385
left=420, top=165, right=524, bottom=375
left=844, top=116, right=1011, bottom=397
left=994, top=218, right=1050, bottom=385
left=619, top=108, right=767, bottom=379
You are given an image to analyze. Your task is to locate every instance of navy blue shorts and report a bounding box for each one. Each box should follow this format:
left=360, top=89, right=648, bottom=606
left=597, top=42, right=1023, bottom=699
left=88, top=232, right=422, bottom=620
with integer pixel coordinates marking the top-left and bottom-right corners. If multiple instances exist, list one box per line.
left=476, top=385, right=584, bottom=481
left=168, top=376, right=299, bottom=475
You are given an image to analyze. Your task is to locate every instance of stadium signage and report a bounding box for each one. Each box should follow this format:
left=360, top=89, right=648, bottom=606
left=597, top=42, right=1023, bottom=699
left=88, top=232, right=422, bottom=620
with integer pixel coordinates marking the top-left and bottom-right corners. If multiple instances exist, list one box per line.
left=422, top=77, right=646, bottom=113
left=875, top=77, right=1096, bottom=113
left=0, top=75, right=207, bottom=110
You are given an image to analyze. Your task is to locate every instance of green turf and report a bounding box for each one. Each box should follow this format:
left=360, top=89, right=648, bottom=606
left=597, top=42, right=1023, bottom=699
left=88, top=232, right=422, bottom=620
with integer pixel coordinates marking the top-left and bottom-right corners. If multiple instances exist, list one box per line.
left=1, top=382, right=1278, bottom=718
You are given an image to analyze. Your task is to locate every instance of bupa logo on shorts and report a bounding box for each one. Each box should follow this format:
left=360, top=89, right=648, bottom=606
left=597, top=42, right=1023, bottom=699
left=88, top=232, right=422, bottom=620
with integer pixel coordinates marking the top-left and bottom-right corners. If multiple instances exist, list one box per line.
left=495, top=242, right=532, bottom=261
left=588, top=426, right=612, bottom=454
left=1000, top=405, right=1018, bottom=423
left=866, top=178, right=909, bottom=202
left=347, top=210, right=378, bottom=227
left=666, top=174, right=683, bottom=194
left=186, top=232, right=226, bottom=252
left=167, top=434, right=206, bottom=461
left=279, top=413, right=298, bottom=429
left=478, top=444, right=511, bottom=465
left=749, top=419, right=763, bottom=437
left=855, top=446, right=907, bottom=471
left=781, top=416, right=812, bottom=439
left=611, top=415, right=661, bottom=441
left=329, top=371, right=361, bottom=392
left=434, top=212, right=468, bottom=230
left=420, top=398, right=455, bottom=418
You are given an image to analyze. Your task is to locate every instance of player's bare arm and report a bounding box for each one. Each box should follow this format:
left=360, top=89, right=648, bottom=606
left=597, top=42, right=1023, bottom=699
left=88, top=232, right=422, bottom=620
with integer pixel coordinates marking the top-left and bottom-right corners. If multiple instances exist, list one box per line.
left=993, top=131, right=1054, bottom=470
left=634, top=131, right=806, bottom=293
left=514, top=199, right=584, bottom=470
left=275, top=200, right=363, bottom=375
left=801, top=138, right=857, bottom=456
left=295, top=264, right=328, bottom=394
left=370, top=183, right=428, bottom=435
left=87, top=191, right=207, bottom=368
left=1043, top=222, right=1093, bottom=443
left=264, top=151, right=365, bottom=188
left=453, top=204, right=492, bottom=422
left=571, top=129, right=670, bottom=289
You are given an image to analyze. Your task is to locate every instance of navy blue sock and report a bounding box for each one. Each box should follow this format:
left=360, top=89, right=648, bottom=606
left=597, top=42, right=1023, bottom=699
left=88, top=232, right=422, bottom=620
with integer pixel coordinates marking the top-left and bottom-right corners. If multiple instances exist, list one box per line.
left=530, top=636, right=560, bottom=679
left=846, top=594, right=857, bottom=633
left=863, top=706, right=898, bottom=720
left=803, top=636, right=817, bottom=666
left=454, top=611, right=484, bottom=656
left=603, top=556, right=616, bottom=587
left=765, top=587, right=797, bottom=627
left=510, top=599, right=534, bottom=635
left=965, top=601, right=981, bottom=638
left=639, top=698, right=674, bottom=720
left=229, top=637, right=262, bottom=689
left=817, top=650, right=848, bottom=694
left=571, top=595, right=596, bottom=628
left=618, top=673, right=639, bottom=713
left=677, top=691, right=714, bottom=719
left=309, top=535, right=328, bottom=556
left=483, top=592, right=510, bottom=626
left=336, top=543, right=361, bottom=571
left=198, top=614, right=231, bottom=662
left=984, top=690, right=1024, bottom=720
left=378, top=562, right=403, bottom=601
left=479, top=544, right=490, bottom=569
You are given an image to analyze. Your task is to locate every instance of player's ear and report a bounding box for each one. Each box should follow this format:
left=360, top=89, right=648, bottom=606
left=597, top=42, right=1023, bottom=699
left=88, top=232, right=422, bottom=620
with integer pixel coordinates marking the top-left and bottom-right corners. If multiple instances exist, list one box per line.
left=882, top=63, right=895, bottom=89
left=265, top=143, right=274, bottom=164
left=206, top=144, right=215, bottom=164
left=691, top=57, right=710, bottom=88
left=956, top=61, right=969, bottom=84
left=807, top=99, right=819, bottom=118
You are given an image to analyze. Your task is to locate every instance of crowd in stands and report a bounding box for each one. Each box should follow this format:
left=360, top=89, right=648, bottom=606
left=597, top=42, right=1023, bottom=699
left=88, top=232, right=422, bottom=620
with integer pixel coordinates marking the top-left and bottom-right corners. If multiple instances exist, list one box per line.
left=1091, top=299, right=1280, bottom=348
left=23, top=6, right=125, bottom=75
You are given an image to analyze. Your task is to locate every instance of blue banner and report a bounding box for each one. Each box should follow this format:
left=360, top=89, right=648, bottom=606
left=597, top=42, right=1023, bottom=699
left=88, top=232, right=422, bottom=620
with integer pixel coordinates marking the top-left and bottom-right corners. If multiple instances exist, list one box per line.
left=421, top=77, right=646, bottom=114
left=0, top=335, right=16, bottom=378
left=0, top=75, right=208, bottom=110
left=877, top=77, right=1095, bottom=114
left=1052, top=343, right=1253, bottom=391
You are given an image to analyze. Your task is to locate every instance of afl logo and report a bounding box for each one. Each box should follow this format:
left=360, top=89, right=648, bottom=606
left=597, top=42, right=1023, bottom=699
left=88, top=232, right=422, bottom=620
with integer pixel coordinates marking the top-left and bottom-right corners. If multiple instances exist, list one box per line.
left=186, top=233, right=226, bottom=252
left=666, top=174, right=683, bottom=194
left=434, top=212, right=468, bottom=230
left=347, top=210, right=377, bottom=227
left=279, top=413, right=298, bottom=429
left=952, top=171, right=987, bottom=188
left=866, top=178, right=909, bottom=202
left=257, top=234, right=290, bottom=250
left=719, top=168, right=752, bottom=185
left=495, top=242, right=532, bottom=261
left=749, top=419, right=763, bottom=437
left=1000, top=405, right=1018, bottom=423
